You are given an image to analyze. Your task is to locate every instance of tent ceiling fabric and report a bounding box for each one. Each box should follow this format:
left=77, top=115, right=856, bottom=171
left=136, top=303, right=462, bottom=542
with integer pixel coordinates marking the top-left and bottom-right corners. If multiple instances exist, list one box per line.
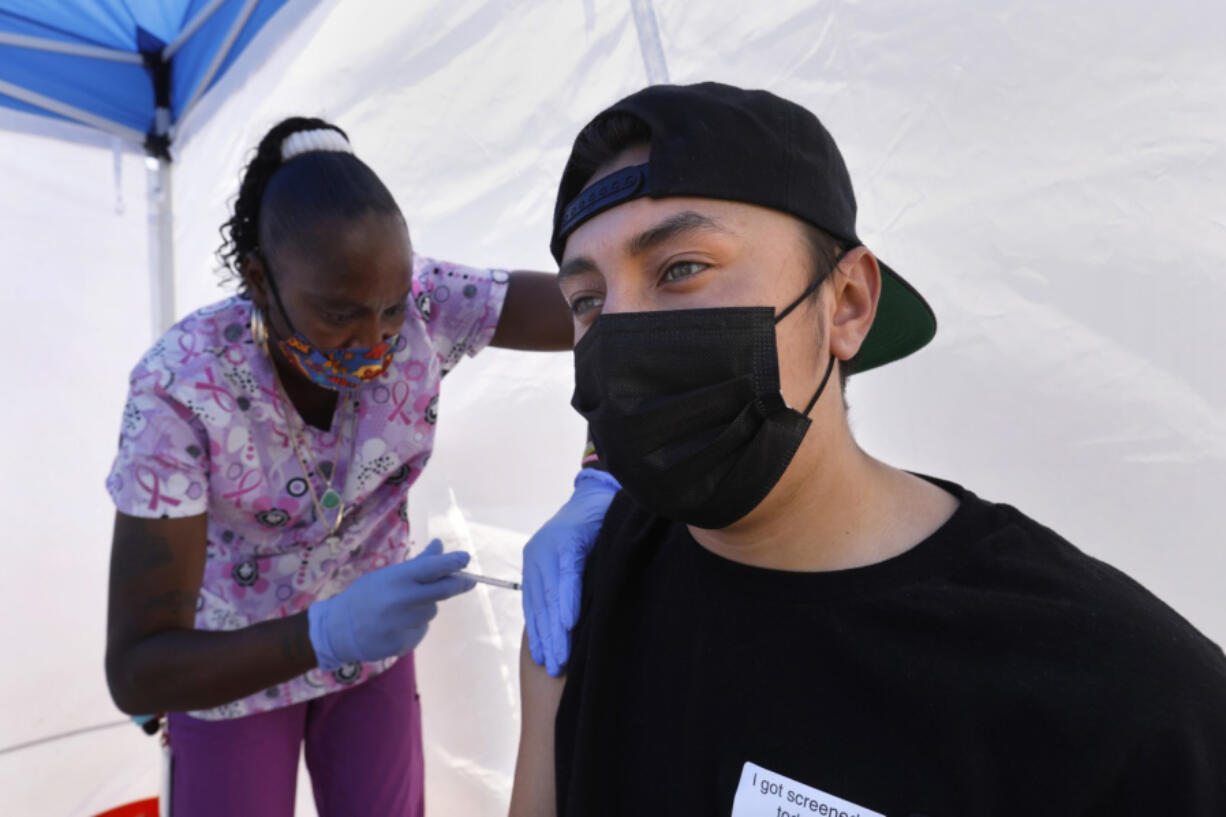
left=0, top=0, right=303, bottom=150
left=1, top=1, right=1223, bottom=815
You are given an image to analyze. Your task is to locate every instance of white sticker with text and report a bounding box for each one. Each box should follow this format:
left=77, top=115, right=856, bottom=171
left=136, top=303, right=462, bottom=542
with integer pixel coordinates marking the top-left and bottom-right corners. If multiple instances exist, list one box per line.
left=731, top=761, right=885, bottom=817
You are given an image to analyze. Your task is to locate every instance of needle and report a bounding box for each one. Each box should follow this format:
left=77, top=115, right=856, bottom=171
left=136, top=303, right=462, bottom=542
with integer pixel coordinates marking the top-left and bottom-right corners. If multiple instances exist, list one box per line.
left=456, top=570, right=522, bottom=591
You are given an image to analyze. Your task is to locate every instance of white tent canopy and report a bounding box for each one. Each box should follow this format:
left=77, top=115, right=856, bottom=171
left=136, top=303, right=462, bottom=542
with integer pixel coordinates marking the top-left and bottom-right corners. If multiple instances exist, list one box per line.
left=1, top=1, right=1223, bottom=814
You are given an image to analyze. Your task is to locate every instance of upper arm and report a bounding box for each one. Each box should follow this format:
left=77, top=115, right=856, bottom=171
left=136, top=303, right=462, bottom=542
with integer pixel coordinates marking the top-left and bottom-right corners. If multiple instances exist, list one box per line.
left=105, top=511, right=208, bottom=698
left=510, top=630, right=566, bottom=817
left=105, top=360, right=213, bottom=653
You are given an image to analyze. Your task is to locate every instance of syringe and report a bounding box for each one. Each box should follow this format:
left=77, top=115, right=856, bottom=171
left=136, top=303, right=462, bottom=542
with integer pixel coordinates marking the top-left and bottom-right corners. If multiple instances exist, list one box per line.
left=456, top=570, right=522, bottom=591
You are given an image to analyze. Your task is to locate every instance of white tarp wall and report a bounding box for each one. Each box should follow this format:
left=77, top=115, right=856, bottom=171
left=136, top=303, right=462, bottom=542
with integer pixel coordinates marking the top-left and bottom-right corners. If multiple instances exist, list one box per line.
left=2, top=0, right=1223, bottom=814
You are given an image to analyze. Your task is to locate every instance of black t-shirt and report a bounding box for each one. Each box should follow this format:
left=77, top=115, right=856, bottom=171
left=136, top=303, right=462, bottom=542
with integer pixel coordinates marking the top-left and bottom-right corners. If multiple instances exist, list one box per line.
left=555, top=478, right=1226, bottom=816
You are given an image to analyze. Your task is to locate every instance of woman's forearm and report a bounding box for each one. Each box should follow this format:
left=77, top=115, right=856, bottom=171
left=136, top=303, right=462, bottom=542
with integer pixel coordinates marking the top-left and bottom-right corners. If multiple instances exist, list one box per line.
left=106, top=611, right=317, bottom=714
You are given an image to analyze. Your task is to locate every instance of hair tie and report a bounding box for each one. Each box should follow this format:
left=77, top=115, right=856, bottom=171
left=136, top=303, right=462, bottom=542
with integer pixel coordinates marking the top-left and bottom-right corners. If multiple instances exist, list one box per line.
left=280, top=128, right=353, bottom=162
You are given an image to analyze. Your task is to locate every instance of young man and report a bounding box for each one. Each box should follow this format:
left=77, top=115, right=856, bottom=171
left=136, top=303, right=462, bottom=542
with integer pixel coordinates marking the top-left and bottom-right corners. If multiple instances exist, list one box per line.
left=510, top=83, right=1226, bottom=817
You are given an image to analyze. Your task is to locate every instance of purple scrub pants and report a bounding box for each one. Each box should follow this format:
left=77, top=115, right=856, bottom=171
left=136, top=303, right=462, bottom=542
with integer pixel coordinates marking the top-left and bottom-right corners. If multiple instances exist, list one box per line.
left=167, top=653, right=423, bottom=817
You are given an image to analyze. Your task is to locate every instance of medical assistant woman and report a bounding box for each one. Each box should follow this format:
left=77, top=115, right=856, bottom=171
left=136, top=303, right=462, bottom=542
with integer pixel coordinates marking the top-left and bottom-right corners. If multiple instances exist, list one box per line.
left=103, top=117, right=601, bottom=816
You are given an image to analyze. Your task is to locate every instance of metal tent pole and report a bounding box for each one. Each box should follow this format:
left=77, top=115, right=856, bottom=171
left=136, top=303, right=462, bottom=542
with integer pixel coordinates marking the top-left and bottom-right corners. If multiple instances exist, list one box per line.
left=163, top=0, right=230, bottom=59
left=0, top=77, right=145, bottom=143
left=145, top=153, right=175, bottom=339
left=628, top=0, right=670, bottom=85
left=0, top=31, right=143, bottom=62
left=140, top=35, right=177, bottom=341
left=175, top=0, right=261, bottom=131
left=142, top=37, right=175, bottom=340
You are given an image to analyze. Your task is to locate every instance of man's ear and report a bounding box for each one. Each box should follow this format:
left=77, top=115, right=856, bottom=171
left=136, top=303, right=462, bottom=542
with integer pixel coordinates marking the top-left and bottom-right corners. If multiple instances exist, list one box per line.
left=827, top=246, right=881, bottom=364
left=241, top=251, right=269, bottom=310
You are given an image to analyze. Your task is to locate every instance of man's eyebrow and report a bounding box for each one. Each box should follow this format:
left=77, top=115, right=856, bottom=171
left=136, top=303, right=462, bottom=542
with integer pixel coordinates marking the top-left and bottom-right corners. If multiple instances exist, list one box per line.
left=557, top=211, right=728, bottom=281
left=626, top=211, right=729, bottom=257
left=558, top=256, right=600, bottom=281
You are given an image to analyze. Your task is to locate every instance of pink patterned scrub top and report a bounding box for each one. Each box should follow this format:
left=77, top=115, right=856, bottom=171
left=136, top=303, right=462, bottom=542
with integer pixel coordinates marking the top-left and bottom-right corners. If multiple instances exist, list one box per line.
left=106, top=254, right=508, bottom=720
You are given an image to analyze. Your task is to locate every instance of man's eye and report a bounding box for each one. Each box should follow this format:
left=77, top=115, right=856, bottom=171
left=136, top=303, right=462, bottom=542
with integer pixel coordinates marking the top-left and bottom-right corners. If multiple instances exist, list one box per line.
left=662, top=261, right=707, bottom=283
left=570, top=294, right=605, bottom=316
left=325, top=312, right=355, bottom=325
left=384, top=302, right=406, bottom=317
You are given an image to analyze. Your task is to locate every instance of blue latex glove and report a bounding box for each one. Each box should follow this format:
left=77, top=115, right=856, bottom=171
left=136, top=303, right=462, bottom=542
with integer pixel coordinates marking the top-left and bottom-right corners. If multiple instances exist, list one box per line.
left=308, top=539, right=475, bottom=670
left=522, top=468, right=620, bottom=676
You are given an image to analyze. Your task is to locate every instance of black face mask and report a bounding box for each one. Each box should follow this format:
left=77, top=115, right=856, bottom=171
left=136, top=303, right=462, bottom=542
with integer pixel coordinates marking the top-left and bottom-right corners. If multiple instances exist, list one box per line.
left=571, top=280, right=836, bottom=529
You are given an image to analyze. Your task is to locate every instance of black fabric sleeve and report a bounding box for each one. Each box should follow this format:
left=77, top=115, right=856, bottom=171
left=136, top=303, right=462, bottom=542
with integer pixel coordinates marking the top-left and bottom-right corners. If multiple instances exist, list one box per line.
left=1087, top=640, right=1226, bottom=815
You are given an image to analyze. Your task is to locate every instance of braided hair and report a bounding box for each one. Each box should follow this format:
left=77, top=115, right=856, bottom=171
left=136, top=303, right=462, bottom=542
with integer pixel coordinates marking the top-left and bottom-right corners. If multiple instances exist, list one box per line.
left=216, top=116, right=403, bottom=296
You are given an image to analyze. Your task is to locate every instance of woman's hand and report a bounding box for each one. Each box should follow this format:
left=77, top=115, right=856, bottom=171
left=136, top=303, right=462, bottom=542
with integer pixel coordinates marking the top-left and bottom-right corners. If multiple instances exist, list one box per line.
left=307, top=539, right=476, bottom=669
left=521, top=469, right=621, bottom=676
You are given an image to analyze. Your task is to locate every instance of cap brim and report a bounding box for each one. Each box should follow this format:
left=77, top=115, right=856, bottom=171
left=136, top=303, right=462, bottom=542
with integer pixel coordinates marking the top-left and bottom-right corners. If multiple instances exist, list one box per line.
left=850, top=259, right=936, bottom=373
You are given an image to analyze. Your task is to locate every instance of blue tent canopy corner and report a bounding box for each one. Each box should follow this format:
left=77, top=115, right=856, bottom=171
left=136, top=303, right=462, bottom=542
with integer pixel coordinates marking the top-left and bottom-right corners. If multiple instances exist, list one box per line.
left=0, top=0, right=325, bottom=337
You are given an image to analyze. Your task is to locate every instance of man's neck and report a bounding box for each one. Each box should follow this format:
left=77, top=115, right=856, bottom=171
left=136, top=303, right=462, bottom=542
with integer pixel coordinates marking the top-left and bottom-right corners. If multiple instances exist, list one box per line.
left=687, top=419, right=958, bottom=573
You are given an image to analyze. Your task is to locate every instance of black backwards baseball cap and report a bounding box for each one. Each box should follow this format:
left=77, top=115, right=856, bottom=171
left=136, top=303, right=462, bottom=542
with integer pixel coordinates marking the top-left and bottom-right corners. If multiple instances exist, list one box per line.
left=550, top=82, right=937, bottom=373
